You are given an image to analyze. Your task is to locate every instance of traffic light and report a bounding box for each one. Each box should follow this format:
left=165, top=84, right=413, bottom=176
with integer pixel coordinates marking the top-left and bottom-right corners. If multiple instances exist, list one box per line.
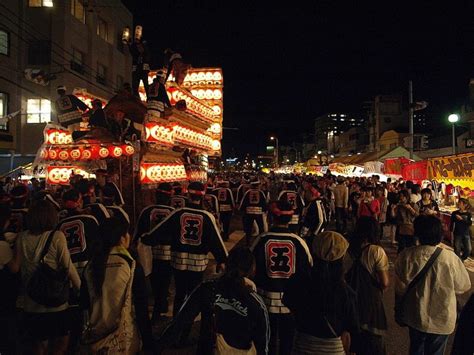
left=420, top=135, right=429, bottom=149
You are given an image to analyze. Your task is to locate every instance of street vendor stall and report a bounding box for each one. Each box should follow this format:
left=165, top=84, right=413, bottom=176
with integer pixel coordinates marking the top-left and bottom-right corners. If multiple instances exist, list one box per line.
left=427, top=153, right=474, bottom=241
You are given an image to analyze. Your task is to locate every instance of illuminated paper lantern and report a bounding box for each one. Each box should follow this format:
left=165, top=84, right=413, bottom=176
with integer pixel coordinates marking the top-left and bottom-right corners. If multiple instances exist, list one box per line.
left=48, top=148, right=59, bottom=160
left=140, top=163, right=187, bottom=184
left=98, top=146, right=109, bottom=159
left=109, top=145, right=123, bottom=158
left=47, top=166, right=74, bottom=185
left=81, top=147, right=92, bottom=160
left=122, top=144, right=135, bottom=156
left=58, top=149, right=70, bottom=161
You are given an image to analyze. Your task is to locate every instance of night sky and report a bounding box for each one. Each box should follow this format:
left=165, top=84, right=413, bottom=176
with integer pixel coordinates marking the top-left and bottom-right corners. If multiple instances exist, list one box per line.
left=122, top=1, right=474, bottom=157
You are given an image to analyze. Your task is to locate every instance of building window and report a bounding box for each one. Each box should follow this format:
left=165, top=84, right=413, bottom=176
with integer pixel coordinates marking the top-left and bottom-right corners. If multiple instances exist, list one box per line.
left=97, top=18, right=108, bottom=41
left=96, top=63, right=107, bottom=85
left=0, top=92, right=8, bottom=130
left=116, top=75, right=124, bottom=90
left=28, top=40, right=51, bottom=65
left=27, top=99, right=51, bottom=123
left=0, top=30, right=8, bottom=56
left=70, top=0, right=85, bottom=23
left=70, top=48, right=85, bottom=74
left=29, top=0, right=53, bottom=7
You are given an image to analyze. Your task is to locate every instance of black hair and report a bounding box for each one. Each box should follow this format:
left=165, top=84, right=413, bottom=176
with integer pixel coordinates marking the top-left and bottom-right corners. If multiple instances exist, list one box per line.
left=62, top=188, right=81, bottom=202
left=350, top=216, right=380, bottom=256
left=75, top=178, right=92, bottom=196
left=414, top=215, right=443, bottom=246
left=90, top=217, right=129, bottom=295
left=362, top=186, right=373, bottom=193
left=27, top=200, right=58, bottom=235
left=398, top=189, right=409, bottom=200
left=421, top=188, right=432, bottom=196
left=412, top=184, right=421, bottom=194
left=225, top=247, right=255, bottom=279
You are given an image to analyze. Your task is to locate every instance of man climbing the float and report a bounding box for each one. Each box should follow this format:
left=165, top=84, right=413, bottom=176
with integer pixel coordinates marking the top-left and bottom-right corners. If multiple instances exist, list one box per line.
left=54, top=85, right=89, bottom=131
left=146, top=70, right=171, bottom=122
left=127, top=27, right=151, bottom=99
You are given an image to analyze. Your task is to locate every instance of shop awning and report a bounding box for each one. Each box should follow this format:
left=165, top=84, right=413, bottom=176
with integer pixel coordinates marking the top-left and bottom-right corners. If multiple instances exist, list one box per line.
left=333, top=146, right=421, bottom=164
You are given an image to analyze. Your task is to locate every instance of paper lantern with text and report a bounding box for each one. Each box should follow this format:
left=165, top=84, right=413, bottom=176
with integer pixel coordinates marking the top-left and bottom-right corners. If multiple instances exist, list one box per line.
left=122, top=144, right=135, bottom=156
left=58, top=149, right=70, bottom=161
left=48, top=148, right=59, bottom=160
left=69, top=148, right=81, bottom=161
left=109, top=145, right=123, bottom=158
left=81, top=147, right=93, bottom=161
left=40, top=148, right=49, bottom=160
left=98, top=146, right=110, bottom=159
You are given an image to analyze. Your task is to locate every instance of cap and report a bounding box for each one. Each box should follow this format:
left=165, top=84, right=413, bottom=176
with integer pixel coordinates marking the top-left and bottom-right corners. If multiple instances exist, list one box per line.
left=312, top=231, right=349, bottom=262
left=57, top=85, right=66, bottom=91
left=155, top=70, right=166, bottom=79
left=188, top=181, right=206, bottom=196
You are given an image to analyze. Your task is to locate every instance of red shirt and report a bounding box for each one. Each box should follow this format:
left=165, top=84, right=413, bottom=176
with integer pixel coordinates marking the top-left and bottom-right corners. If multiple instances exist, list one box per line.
left=358, top=198, right=380, bottom=219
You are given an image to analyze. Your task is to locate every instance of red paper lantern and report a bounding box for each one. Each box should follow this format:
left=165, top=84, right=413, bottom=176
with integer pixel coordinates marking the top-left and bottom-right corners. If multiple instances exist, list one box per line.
left=98, top=146, right=109, bottom=159
left=69, top=148, right=81, bottom=161
left=58, top=149, right=70, bottom=161
left=81, top=147, right=92, bottom=161
left=109, top=145, right=123, bottom=158
left=122, top=144, right=135, bottom=156
left=40, top=148, right=49, bottom=160
left=48, top=148, right=59, bottom=160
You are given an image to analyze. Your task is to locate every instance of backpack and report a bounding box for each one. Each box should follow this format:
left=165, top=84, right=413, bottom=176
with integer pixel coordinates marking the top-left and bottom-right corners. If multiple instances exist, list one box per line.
left=27, top=231, right=70, bottom=307
left=345, top=245, right=387, bottom=332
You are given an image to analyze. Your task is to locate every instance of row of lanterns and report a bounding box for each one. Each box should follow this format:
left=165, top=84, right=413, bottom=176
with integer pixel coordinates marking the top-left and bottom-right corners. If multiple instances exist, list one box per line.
left=167, top=87, right=219, bottom=122
left=40, top=143, right=135, bottom=162
left=46, top=166, right=93, bottom=185
left=140, top=163, right=188, bottom=184
left=190, top=89, right=223, bottom=101
left=163, top=69, right=223, bottom=87
left=144, top=123, right=220, bottom=152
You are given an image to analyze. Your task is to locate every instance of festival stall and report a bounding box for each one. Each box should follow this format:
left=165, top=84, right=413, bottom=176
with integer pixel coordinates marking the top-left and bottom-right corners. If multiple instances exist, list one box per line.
left=427, top=152, right=474, bottom=240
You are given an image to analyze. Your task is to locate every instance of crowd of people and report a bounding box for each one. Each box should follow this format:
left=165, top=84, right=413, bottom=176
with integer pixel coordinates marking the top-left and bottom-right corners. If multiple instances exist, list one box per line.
left=0, top=170, right=472, bottom=355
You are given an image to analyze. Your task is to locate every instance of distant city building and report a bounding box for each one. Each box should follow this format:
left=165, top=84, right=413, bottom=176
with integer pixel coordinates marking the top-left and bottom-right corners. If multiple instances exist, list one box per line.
left=314, top=113, right=365, bottom=154
left=0, top=0, right=132, bottom=171
left=367, top=95, right=408, bottom=152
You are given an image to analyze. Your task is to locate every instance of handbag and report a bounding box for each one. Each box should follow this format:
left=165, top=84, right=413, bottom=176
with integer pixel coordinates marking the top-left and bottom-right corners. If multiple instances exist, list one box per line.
left=27, top=231, right=70, bottom=307
left=394, top=247, right=442, bottom=327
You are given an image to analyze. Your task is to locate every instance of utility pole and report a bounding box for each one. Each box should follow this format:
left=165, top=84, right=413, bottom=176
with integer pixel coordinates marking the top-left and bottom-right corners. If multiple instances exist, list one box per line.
left=408, top=80, right=414, bottom=159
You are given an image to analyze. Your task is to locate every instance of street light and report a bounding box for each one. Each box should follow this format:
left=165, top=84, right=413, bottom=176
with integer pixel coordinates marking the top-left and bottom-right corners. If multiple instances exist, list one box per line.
left=270, top=136, right=279, bottom=167
left=448, top=114, right=459, bottom=155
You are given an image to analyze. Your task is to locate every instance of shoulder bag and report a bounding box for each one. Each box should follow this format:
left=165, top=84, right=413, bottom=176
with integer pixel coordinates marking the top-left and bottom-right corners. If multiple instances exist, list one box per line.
left=27, top=231, right=70, bottom=307
left=394, top=247, right=442, bottom=327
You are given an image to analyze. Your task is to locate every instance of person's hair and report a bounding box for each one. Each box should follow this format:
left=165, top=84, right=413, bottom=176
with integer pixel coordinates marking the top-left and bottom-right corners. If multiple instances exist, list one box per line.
left=414, top=215, right=443, bottom=246
left=398, top=189, right=409, bottom=200
left=27, top=200, right=58, bottom=235
left=225, top=247, right=255, bottom=279
left=90, top=217, right=129, bottom=295
left=62, top=188, right=81, bottom=202
left=406, top=180, right=414, bottom=189
left=459, top=198, right=471, bottom=211
left=412, top=184, right=421, bottom=194
left=362, top=186, right=373, bottom=194
left=75, top=179, right=92, bottom=196
left=350, top=216, right=380, bottom=254
left=421, top=188, right=432, bottom=196
left=375, top=186, right=384, bottom=196
left=155, top=191, right=171, bottom=205
left=272, top=200, right=293, bottom=225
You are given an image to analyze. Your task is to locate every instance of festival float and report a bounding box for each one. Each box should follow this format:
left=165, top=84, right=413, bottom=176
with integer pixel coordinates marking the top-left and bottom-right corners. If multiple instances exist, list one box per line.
left=33, top=58, right=223, bottom=222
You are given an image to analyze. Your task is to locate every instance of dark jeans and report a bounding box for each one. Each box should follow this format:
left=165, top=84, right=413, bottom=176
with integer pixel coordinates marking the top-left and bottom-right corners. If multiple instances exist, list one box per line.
left=220, top=211, right=233, bottom=240
left=151, top=260, right=173, bottom=315
left=454, top=233, right=472, bottom=261
left=132, top=69, right=149, bottom=98
left=409, top=327, right=448, bottom=355
left=335, top=207, right=347, bottom=233
left=269, top=313, right=295, bottom=355
left=242, top=214, right=266, bottom=246
left=397, top=234, right=417, bottom=253
left=172, top=269, right=204, bottom=344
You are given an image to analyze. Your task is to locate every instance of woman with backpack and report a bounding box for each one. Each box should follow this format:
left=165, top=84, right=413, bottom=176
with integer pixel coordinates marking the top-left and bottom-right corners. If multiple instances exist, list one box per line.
left=10, top=200, right=81, bottom=355
left=346, top=217, right=389, bottom=355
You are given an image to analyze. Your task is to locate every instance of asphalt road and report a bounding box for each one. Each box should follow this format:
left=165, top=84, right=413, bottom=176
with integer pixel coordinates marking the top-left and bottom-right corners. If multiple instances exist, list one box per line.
left=154, top=214, right=474, bottom=355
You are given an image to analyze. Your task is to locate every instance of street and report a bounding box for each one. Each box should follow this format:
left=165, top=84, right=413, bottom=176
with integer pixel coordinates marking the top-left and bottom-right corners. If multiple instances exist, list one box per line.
left=153, top=213, right=474, bottom=355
